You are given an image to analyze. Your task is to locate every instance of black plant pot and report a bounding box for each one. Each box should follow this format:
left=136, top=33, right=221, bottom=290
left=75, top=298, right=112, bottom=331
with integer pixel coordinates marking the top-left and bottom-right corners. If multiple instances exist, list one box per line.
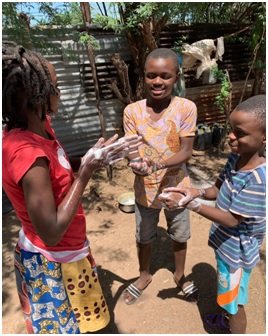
left=193, top=124, right=212, bottom=150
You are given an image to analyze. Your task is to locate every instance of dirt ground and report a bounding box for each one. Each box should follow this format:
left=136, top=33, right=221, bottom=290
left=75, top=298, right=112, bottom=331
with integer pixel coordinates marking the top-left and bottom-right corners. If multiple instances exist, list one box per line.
left=2, top=150, right=266, bottom=334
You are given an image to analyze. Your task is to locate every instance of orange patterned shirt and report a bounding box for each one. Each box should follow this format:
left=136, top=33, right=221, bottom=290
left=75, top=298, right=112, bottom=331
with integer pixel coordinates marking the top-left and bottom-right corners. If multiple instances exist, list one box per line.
left=123, top=96, right=197, bottom=208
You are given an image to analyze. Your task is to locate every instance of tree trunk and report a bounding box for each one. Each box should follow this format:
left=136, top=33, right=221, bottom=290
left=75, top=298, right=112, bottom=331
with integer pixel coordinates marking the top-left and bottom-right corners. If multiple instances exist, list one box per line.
left=80, top=2, right=112, bottom=179
left=80, top=2, right=105, bottom=135
left=252, top=65, right=265, bottom=95
left=219, top=70, right=232, bottom=152
left=240, top=25, right=265, bottom=102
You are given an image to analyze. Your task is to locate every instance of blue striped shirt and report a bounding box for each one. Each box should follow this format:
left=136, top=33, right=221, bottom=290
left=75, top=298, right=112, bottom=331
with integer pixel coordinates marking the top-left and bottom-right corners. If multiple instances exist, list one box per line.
left=208, top=153, right=266, bottom=270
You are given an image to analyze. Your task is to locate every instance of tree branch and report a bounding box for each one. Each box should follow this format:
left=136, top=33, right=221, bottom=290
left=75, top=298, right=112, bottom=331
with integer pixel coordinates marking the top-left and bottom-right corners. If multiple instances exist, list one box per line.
left=239, top=24, right=265, bottom=102
left=213, top=26, right=250, bottom=42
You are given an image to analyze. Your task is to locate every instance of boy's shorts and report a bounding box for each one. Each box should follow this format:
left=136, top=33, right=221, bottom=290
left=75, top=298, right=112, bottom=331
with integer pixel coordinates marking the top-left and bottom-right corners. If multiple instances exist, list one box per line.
left=216, top=254, right=252, bottom=315
left=135, top=202, right=190, bottom=244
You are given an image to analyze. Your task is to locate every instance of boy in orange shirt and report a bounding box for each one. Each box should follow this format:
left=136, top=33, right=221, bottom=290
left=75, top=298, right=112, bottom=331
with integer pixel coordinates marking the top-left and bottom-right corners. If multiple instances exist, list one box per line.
left=123, top=48, right=198, bottom=304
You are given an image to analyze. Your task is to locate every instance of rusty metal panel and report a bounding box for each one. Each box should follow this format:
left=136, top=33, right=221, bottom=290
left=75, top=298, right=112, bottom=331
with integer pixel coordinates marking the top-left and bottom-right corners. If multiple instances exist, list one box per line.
left=3, top=24, right=258, bottom=156
left=159, top=23, right=252, bottom=86
left=44, top=54, right=102, bottom=156
left=39, top=32, right=129, bottom=157
left=186, top=80, right=254, bottom=125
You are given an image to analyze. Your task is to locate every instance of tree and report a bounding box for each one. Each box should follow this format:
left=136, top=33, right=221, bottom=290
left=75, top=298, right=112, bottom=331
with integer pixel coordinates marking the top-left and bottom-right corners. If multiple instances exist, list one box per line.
left=212, top=68, right=232, bottom=152
left=240, top=2, right=266, bottom=99
left=96, top=3, right=174, bottom=101
left=2, top=3, right=33, bottom=49
left=93, top=2, right=265, bottom=103
left=2, top=2, right=97, bottom=54
left=2, top=3, right=72, bottom=52
left=3, top=2, right=265, bottom=102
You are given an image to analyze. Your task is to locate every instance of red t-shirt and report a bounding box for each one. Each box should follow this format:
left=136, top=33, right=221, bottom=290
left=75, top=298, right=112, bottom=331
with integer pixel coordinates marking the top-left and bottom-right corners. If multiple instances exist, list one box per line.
left=2, top=117, right=86, bottom=251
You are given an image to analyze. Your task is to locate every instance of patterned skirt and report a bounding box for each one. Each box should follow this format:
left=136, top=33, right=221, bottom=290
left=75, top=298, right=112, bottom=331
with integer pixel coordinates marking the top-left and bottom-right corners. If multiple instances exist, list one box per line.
left=14, top=245, right=110, bottom=334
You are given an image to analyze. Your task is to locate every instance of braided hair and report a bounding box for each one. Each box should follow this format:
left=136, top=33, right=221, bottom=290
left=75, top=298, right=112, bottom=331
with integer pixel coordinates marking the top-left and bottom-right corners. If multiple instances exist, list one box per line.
left=2, top=41, right=58, bottom=130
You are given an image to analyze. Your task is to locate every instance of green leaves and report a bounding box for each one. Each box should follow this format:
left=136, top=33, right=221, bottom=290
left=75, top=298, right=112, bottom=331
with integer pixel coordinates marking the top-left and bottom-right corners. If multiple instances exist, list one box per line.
left=93, top=14, right=121, bottom=33
left=79, top=32, right=99, bottom=50
left=212, top=68, right=231, bottom=112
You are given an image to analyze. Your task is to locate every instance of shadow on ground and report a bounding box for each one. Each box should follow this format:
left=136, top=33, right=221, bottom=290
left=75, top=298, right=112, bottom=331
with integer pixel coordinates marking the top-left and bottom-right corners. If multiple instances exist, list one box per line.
left=2, top=211, right=21, bottom=315
left=97, top=226, right=221, bottom=334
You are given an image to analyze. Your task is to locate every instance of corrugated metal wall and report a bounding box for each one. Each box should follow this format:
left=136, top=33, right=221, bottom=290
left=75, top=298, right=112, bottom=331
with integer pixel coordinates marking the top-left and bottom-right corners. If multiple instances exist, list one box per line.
left=158, top=24, right=256, bottom=126
left=3, top=24, right=257, bottom=156
left=159, top=23, right=252, bottom=86
left=3, top=28, right=129, bottom=156
left=186, top=80, right=253, bottom=125
left=43, top=29, right=130, bottom=156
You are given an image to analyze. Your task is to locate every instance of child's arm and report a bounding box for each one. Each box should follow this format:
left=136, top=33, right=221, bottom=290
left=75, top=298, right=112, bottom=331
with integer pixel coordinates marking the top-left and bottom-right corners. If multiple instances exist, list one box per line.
left=128, top=136, right=194, bottom=175
left=21, top=135, right=140, bottom=246
left=161, top=136, right=194, bottom=168
left=159, top=189, right=242, bottom=228
left=162, top=179, right=222, bottom=202
left=159, top=177, right=244, bottom=227
left=195, top=203, right=242, bottom=227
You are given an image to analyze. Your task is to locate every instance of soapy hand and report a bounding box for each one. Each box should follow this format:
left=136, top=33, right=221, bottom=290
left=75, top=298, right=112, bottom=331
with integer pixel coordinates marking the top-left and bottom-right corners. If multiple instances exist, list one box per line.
left=158, top=188, right=202, bottom=212
left=158, top=190, right=185, bottom=210
left=128, top=157, right=165, bottom=176
left=161, top=187, right=202, bottom=207
left=81, top=134, right=142, bottom=169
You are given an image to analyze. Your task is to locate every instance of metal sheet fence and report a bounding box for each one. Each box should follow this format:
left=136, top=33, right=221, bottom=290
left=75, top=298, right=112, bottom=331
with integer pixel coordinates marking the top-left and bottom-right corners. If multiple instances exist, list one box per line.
left=3, top=23, right=256, bottom=156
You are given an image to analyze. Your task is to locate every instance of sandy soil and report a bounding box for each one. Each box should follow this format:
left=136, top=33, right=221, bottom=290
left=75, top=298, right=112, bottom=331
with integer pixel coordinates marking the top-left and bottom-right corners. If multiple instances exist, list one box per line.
left=2, top=150, right=266, bottom=334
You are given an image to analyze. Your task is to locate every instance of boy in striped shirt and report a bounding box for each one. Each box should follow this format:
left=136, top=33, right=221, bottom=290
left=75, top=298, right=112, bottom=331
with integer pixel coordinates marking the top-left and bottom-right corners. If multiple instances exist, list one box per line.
left=159, top=95, right=266, bottom=333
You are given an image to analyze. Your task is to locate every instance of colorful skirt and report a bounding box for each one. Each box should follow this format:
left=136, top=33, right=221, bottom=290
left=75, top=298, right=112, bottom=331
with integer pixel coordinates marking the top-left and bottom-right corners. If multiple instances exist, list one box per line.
left=14, top=245, right=110, bottom=334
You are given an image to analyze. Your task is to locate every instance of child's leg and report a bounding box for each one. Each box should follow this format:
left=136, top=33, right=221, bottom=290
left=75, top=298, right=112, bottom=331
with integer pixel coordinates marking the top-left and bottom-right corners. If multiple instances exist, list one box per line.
left=123, top=203, right=159, bottom=304
left=165, top=208, right=198, bottom=301
left=215, top=255, right=251, bottom=333
left=229, top=305, right=247, bottom=333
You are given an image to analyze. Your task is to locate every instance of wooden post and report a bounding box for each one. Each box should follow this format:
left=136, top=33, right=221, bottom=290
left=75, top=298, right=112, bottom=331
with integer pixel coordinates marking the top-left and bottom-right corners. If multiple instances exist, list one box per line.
left=80, top=2, right=112, bottom=180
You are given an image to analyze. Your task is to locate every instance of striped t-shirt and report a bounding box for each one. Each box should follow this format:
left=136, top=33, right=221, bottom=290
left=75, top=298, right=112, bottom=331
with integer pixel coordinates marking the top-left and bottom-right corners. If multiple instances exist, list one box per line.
left=208, top=153, right=266, bottom=270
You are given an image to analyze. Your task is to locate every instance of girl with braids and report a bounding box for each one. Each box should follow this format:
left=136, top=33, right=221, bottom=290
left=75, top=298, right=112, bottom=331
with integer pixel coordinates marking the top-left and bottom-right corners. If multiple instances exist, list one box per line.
left=2, top=42, right=141, bottom=334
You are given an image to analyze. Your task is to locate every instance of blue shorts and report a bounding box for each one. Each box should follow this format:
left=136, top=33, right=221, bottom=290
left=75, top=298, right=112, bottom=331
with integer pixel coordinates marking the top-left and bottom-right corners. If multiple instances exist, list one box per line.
left=216, top=254, right=252, bottom=315
left=135, top=202, right=190, bottom=244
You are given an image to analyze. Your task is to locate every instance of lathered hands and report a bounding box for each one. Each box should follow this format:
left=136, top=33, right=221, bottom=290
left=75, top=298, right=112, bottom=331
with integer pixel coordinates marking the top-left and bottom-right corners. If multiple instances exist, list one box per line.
left=128, top=157, right=165, bottom=175
left=158, top=187, right=202, bottom=212
left=81, top=134, right=142, bottom=172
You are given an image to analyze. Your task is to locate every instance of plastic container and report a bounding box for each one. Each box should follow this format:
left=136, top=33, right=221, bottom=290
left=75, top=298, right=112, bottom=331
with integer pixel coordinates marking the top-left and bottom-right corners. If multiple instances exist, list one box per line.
left=193, top=123, right=212, bottom=150
left=211, top=123, right=225, bottom=147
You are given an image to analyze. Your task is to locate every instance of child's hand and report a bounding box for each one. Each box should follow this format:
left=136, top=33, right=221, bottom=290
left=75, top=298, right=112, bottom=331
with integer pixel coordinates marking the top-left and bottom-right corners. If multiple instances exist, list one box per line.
left=158, top=188, right=202, bottom=212
left=98, top=134, right=142, bottom=165
left=120, top=135, right=143, bottom=158
left=158, top=190, right=185, bottom=210
left=162, top=187, right=204, bottom=207
left=81, top=134, right=142, bottom=168
left=128, top=157, right=150, bottom=175
left=129, top=157, right=165, bottom=176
